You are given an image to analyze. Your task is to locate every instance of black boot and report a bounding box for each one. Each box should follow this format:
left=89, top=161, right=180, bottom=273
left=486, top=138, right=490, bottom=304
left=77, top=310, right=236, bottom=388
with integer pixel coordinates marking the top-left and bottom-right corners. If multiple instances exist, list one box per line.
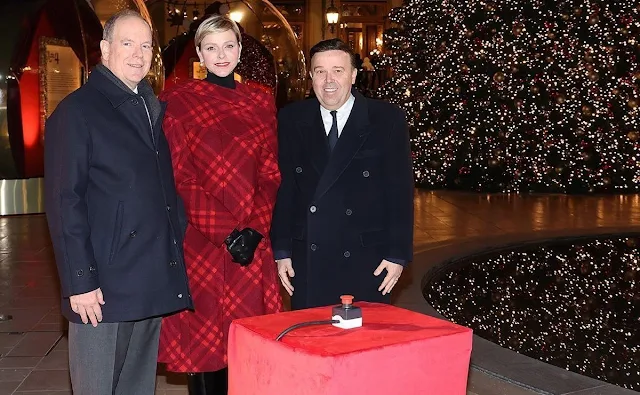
left=203, top=368, right=228, bottom=395
left=187, top=373, right=207, bottom=395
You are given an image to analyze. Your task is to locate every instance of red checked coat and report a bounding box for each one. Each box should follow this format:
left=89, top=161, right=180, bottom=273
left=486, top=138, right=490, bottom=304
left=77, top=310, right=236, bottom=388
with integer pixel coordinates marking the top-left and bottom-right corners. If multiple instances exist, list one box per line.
left=157, top=79, right=283, bottom=373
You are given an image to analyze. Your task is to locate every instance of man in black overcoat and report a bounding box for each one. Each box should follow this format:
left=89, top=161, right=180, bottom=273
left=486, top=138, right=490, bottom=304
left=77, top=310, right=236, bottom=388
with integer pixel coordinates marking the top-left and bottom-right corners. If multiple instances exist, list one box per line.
left=271, top=38, right=414, bottom=310
left=44, top=10, right=192, bottom=394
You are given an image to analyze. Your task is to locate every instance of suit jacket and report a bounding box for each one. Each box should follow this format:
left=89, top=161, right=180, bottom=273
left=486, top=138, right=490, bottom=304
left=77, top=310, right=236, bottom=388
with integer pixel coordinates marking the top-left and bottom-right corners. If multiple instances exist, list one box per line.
left=44, top=66, right=193, bottom=323
left=270, top=89, right=414, bottom=309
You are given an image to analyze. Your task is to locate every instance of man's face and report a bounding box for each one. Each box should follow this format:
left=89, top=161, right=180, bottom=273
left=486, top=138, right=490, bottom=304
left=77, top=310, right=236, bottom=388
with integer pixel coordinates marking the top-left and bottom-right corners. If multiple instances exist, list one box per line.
left=100, top=16, right=153, bottom=90
left=310, top=50, right=357, bottom=111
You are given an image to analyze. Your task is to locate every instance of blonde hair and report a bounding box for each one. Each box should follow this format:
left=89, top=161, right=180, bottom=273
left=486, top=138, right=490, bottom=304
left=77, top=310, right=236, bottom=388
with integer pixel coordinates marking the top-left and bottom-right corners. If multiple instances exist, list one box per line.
left=195, top=14, right=242, bottom=48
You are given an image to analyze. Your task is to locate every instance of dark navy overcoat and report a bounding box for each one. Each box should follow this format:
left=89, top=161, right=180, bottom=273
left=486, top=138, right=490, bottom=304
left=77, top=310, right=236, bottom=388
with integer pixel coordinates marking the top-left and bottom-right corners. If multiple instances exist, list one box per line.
left=44, top=68, right=192, bottom=323
left=271, top=89, right=414, bottom=309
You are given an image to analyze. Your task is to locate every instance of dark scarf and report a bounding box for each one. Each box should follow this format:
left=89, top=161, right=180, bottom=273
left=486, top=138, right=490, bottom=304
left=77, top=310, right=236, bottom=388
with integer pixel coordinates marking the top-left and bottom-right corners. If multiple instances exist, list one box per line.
left=94, top=64, right=162, bottom=126
left=206, top=71, right=236, bottom=89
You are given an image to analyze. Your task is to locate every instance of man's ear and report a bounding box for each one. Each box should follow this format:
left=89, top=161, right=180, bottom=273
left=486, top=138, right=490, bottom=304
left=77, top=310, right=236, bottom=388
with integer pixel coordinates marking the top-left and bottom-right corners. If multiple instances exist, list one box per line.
left=351, top=67, right=357, bottom=84
left=100, top=40, right=110, bottom=62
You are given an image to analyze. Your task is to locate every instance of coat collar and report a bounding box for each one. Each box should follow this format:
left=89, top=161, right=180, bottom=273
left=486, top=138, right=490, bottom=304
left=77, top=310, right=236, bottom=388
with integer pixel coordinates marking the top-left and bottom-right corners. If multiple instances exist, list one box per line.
left=88, top=65, right=138, bottom=108
left=166, top=79, right=265, bottom=108
left=88, top=65, right=165, bottom=150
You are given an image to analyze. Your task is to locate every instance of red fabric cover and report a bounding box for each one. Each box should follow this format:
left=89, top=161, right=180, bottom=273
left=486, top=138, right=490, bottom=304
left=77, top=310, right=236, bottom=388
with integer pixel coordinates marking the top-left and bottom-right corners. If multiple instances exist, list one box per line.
left=157, top=80, right=283, bottom=372
left=228, top=302, right=473, bottom=395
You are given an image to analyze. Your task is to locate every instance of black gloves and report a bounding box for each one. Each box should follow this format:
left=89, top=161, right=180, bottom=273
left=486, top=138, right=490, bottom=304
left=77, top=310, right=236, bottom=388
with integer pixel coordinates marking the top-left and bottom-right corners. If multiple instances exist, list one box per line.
left=224, top=228, right=264, bottom=266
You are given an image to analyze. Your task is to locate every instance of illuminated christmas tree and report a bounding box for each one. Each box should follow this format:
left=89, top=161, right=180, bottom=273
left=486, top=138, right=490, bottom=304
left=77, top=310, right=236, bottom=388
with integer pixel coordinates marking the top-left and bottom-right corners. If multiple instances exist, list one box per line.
left=378, top=0, right=640, bottom=193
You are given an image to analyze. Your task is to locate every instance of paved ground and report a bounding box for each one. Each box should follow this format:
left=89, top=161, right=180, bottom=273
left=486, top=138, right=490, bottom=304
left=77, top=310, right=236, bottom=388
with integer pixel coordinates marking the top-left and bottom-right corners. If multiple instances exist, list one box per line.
left=0, top=190, right=638, bottom=394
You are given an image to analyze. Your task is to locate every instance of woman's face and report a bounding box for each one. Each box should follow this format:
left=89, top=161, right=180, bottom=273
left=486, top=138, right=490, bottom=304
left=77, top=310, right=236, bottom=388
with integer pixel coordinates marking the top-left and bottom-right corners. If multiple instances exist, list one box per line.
left=197, top=29, right=241, bottom=78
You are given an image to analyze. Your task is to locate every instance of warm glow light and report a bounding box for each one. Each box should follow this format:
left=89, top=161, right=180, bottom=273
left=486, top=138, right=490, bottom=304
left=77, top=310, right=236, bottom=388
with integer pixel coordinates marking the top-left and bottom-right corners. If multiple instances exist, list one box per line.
left=326, top=7, right=339, bottom=24
left=229, top=11, right=243, bottom=23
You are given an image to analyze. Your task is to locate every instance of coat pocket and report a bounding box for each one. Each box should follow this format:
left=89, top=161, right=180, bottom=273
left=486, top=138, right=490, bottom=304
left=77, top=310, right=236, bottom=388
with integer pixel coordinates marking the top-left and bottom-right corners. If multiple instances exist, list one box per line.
left=360, top=229, right=385, bottom=247
left=108, top=201, right=124, bottom=265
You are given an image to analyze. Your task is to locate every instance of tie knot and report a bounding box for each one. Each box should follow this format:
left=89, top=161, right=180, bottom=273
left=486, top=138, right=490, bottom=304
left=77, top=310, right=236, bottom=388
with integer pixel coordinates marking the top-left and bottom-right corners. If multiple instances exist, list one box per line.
left=330, top=110, right=337, bottom=119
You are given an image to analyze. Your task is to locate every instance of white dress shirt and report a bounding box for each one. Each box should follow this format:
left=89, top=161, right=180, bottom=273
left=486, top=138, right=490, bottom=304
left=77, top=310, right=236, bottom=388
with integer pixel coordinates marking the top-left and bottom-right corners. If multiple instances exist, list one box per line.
left=320, top=94, right=355, bottom=137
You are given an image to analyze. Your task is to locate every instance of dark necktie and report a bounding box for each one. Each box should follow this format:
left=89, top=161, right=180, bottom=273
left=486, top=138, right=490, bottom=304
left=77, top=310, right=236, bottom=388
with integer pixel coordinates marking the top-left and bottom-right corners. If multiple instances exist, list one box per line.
left=328, top=110, right=338, bottom=152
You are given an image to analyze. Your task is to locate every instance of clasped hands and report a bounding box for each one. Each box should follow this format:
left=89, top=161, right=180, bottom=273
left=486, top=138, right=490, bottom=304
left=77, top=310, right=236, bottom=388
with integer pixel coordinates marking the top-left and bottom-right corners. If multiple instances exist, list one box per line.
left=225, top=227, right=264, bottom=266
left=277, top=258, right=403, bottom=296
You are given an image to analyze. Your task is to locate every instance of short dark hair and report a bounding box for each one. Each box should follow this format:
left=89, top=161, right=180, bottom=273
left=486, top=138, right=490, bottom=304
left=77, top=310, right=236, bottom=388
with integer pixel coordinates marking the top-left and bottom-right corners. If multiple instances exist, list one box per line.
left=309, top=38, right=356, bottom=69
left=103, top=10, right=150, bottom=42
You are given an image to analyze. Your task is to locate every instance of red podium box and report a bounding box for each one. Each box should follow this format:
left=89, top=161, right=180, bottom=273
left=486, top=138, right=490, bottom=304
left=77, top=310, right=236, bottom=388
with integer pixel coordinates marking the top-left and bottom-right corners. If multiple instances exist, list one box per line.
left=228, top=302, right=473, bottom=395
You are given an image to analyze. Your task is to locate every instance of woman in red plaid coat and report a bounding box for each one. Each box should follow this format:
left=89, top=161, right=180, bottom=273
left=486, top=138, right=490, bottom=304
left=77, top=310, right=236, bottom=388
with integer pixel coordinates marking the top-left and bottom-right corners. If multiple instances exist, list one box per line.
left=157, top=14, right=283, bottom=395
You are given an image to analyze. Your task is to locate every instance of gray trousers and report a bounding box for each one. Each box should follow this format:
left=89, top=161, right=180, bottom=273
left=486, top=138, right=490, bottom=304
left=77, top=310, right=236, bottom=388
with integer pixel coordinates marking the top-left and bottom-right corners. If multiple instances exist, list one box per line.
left=68, top=317, right=161, bottom=395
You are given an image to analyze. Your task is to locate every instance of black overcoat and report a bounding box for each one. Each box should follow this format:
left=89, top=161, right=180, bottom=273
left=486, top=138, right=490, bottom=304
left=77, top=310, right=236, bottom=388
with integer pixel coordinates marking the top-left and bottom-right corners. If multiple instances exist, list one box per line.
left=44, top=68, right=193, bottom=324
left=271, top=90, right=414, bottom=309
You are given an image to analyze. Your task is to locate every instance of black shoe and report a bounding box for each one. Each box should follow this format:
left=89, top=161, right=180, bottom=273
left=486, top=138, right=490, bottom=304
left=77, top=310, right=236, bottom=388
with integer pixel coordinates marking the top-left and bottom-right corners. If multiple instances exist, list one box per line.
left=203, top=368, right=228, bottom=395
left=187, top=373, right=206, bottom=395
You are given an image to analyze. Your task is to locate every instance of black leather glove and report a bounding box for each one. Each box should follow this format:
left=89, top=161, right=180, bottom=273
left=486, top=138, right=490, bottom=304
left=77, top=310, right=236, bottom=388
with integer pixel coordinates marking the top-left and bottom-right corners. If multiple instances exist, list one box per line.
left=224, top=228, right=264, bottom=266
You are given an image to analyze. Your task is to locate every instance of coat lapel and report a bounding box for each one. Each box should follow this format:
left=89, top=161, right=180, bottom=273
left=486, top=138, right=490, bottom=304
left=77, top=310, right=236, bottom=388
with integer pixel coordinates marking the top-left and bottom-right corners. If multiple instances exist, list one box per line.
left=89, top=70, right=153, bottom=150
left=314, top=91, right=371, bottom=200
left=125, top=104, right=156, bottom=150
left=298, top=105, right=330, bottom=175
left=154, top=101, right=168, bottom=145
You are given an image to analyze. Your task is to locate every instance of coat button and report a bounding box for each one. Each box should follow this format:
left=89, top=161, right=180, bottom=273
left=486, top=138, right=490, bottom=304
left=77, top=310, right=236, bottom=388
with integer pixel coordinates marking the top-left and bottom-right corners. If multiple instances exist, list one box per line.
left=363, top=170, right=370, bottom=177
left=344, top=251, right=351, bottom=258
left=345, top=209, right=352, bottom=216
left=89, top=266, right=96, bottom=272
left=129, top=230, right=137, bottom=238
left=130, top=98, right=138, bottom=105
left=177, top=293, right=183, bottom=298
left=166, top=205, right=171, bottom=211
left=295, top=166, right=303, bottom=173
left=76, top=269, right=83, bottom=277
left=169, top=260, right=177, bottom=267
left=310, top=243, right=317, bottom=251
left=309, top=205, right=317, bottom=213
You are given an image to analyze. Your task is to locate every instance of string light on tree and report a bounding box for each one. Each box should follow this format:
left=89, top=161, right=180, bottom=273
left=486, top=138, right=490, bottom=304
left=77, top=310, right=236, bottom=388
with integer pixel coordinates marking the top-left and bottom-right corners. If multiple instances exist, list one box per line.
left=424, top=235, right=640, bottom=390
left=378, top=0, right=640, bottom=193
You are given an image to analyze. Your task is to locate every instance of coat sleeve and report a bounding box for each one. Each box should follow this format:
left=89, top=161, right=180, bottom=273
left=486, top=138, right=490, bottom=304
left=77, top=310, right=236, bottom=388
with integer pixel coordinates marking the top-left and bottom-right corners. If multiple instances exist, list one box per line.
left=243, top=97, right=281, bottom=237
left=44, top=100, right=100, bottom=297
left=383, top=106, right=415, bottom=265
left=269, top=108, right=295, bottom=257
left=163, top=114, right=239, bottom=247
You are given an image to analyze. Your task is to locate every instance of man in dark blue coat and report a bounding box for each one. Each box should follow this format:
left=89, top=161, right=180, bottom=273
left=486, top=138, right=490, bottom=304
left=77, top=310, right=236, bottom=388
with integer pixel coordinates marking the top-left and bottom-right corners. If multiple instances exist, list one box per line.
left=44, top=10, right=192, bottom=395
left=271, top=39, right=414, bottom=310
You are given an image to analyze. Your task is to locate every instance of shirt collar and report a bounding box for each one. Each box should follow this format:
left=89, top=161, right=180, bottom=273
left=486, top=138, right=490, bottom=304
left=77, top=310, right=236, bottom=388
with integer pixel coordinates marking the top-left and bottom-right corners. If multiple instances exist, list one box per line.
left=320, top=93, right=355, bottom=118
